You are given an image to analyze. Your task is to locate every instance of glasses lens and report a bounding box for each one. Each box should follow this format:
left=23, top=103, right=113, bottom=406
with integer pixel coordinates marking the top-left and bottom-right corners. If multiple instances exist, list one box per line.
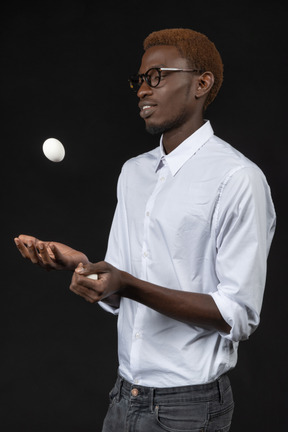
left=146, top=68, right=161, bottom=87
left=129, top=68, right=161, bottom=92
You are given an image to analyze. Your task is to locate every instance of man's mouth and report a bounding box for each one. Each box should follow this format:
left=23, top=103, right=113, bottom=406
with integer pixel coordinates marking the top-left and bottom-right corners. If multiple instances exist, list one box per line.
left=139, top=104, right=157, bottom=119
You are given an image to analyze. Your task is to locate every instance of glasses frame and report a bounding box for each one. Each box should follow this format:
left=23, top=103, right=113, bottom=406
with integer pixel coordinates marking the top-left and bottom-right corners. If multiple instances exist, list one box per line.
left=129, top=67, right=203, bottom=92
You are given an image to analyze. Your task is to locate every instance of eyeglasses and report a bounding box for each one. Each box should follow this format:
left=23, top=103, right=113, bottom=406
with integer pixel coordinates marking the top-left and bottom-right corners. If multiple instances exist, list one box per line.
left=128, top=67, right=202, bottom=92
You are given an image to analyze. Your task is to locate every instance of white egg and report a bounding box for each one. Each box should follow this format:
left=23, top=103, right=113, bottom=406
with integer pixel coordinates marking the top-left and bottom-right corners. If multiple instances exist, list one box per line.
left=42, top=138, right=65, bottom=162
left=86, top=274, right=99, bottom=280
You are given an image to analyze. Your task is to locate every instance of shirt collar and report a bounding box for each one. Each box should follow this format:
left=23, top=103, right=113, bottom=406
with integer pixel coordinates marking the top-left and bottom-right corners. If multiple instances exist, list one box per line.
left=156, top=121, right=214, bottom=176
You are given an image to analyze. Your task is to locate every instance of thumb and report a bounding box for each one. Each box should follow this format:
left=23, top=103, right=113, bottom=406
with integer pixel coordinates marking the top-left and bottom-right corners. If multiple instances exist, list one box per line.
left=75, top=262, right=85, bottom=274
left=75, top=262, right=96, bottom=276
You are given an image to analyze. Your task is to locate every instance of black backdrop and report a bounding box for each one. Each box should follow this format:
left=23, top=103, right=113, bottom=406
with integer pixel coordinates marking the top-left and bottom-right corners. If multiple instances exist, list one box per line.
left=2, top=1, right=287, bottom=430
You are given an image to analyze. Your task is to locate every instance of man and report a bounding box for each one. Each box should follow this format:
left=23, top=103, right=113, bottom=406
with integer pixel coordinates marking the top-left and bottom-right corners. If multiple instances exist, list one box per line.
left=14, top=28, right=276, bottom=431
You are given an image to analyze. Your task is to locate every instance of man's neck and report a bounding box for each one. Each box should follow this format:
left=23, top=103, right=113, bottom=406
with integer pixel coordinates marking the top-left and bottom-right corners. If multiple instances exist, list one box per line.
left=162, top=118, right=205, bottom=154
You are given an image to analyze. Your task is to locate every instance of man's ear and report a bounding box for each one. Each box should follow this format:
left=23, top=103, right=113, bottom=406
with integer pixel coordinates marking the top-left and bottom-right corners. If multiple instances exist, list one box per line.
left=195, top=72, right=214, bottom=100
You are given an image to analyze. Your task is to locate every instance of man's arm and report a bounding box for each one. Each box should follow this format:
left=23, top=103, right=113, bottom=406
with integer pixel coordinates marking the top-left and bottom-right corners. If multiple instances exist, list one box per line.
left=70, top=261, right=231, bottom=334
left=14, top=235, right=122, bottom=308
left=14, top=235, right=89, bottom=271
left=121, top=271, right=230, bottom=333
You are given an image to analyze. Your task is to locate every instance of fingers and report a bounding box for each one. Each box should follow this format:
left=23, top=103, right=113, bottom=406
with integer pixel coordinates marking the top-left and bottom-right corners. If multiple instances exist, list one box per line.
left=26, top=242, right=42, bottom=264
left=75, top=262, right=93, bottom=275
left=14, top=237, right=29, bottom=259
left=48, top=243, right=61, bottom=261
left=70, top=283, right=98, bottom=303
left=69, top=272, right=103, bottom=303
left=18, top=234, right=38, bottom=244
left=14, top=236, right=56, bottom=269
left=14, top=237, right=39, bottom=262
left=37, top=243, right=56, bottom=266
left=70, top=261, right=121, bottom=303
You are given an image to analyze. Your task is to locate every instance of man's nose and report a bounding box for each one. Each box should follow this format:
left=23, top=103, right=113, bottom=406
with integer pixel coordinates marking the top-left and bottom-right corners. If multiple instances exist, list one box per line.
left=137, top=80, right=153, bottom=98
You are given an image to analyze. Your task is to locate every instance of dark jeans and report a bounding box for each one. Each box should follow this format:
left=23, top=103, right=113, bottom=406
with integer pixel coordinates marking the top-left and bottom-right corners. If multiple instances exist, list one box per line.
left=101, top=374, right=234, bottom=432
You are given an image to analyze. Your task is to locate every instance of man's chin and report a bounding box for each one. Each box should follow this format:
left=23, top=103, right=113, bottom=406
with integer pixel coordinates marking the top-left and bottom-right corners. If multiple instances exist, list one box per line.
left=145, top=117, right=180, bottom=135
left=145, top=123, right=167, bottom=136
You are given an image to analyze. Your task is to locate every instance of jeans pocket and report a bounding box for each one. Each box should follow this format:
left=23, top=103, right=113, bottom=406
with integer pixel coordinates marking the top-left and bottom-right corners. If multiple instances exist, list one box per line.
left=154, top=403, right=207, bottom=432
left=108, top=384, right=120, bottom=407
left=208, top=401, right=234, bottom=432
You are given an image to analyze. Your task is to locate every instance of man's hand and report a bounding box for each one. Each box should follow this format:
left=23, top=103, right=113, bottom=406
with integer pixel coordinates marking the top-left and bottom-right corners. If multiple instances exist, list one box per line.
left=14, top=234, right=89, bottom=271
left=70, top=261, right=123, bottom=304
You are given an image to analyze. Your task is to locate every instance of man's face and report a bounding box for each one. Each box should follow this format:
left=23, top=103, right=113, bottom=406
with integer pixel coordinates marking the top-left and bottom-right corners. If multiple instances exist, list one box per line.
left=137, top=45, right=199, bottom=136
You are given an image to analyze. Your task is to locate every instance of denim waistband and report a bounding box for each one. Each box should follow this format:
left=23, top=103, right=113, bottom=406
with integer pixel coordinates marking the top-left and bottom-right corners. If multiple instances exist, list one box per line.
left=114, top=373, right=230, bottom=407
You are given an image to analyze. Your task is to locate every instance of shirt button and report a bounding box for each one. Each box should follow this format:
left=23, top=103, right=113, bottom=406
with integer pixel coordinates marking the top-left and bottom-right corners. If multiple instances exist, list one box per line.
left=131, top=388, right=139, bottom=397
left=160, top=177, right=165, bottom=182
left=135, top=332, right=141, bottom=339
left=143, top=251, right=148, bottom=258
left=146, top=211, right=150, bottom=217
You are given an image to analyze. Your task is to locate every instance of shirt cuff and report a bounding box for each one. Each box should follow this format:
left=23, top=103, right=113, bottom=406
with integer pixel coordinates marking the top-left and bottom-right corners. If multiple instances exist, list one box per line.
left=98, top=300, right=119, bottom=315
left=209, top=290, right=260, bottom=342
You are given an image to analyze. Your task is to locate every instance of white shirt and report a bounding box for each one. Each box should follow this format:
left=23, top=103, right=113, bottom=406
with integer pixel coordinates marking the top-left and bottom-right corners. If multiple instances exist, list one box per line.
left=100, top=121, right=276, bottom=387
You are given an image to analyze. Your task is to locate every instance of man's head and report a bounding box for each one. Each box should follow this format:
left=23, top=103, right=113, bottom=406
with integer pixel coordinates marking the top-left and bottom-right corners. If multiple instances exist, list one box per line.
left=132, top=28, right=223, bottom=145
left=143, top=28, right=223, bottom=110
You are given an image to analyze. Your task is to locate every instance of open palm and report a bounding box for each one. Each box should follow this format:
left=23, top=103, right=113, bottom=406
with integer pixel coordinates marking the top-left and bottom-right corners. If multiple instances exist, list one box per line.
left=14, top=235, right=89, bottom=271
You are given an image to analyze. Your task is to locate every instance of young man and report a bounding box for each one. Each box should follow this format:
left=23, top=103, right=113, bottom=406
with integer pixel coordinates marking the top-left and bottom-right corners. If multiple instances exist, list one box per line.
left=15, top=29, right=276, bottom=431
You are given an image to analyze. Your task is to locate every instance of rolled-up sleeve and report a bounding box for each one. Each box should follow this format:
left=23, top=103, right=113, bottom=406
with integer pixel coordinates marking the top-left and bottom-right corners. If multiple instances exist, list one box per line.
left=210, top=166, right=276, bottom=342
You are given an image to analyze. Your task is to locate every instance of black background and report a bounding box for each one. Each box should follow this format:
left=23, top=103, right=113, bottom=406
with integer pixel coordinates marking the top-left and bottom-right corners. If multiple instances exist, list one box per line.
left=1, top=1, right=287, bottom=430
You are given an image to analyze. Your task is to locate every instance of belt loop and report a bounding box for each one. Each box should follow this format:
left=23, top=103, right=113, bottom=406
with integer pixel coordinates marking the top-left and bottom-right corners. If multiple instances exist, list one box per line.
left=217, top=375, right=224, bottom=405
left=150, top=388, right=155, bottom=413
left=117, top=377, right=124, bottom=402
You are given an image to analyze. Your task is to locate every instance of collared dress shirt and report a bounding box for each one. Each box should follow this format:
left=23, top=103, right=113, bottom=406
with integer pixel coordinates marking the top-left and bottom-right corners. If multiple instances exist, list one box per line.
left=100, top=121, right=276, bottom=387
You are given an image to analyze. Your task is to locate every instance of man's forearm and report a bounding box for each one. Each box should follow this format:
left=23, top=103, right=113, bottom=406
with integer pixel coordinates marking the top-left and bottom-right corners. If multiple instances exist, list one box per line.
left=120, top=271, right=231, bottom=333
